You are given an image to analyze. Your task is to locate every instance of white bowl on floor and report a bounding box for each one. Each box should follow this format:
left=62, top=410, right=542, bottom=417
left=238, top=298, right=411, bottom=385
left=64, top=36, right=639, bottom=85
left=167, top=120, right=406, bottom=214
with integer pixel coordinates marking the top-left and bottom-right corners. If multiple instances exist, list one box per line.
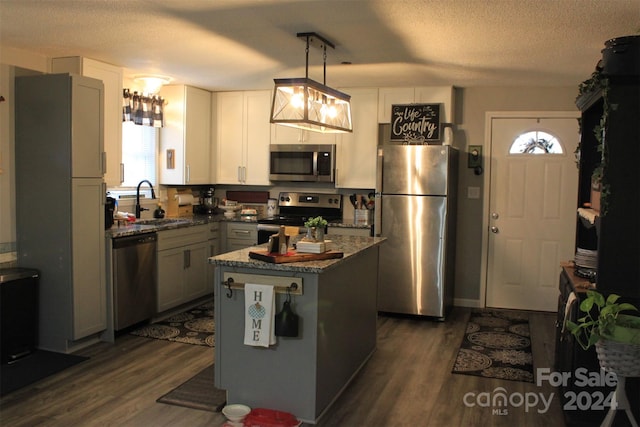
left=222, top=404, right=251, bottom=423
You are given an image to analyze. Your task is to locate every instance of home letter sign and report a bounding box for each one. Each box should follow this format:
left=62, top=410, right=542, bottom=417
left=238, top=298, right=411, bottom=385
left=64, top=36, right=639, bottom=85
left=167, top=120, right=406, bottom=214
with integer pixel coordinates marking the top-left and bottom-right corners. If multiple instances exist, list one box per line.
left=390, top=104, right=441, bottom=143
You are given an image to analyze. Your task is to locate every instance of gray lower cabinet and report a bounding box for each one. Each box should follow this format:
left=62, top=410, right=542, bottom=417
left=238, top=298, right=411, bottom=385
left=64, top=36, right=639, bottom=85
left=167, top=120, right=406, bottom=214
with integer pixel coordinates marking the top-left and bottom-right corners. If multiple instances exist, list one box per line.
left=207, top=222, right=221, bottom=291
left=225, top=222, right=257, bottom=252
left=157, top=225, right=210, bottom=312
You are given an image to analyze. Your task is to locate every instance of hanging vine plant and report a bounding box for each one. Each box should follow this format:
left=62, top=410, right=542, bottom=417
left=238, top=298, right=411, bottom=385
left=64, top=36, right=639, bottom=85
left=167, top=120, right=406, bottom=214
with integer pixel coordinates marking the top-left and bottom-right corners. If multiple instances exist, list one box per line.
left=576, top=70, right=611, bottom=215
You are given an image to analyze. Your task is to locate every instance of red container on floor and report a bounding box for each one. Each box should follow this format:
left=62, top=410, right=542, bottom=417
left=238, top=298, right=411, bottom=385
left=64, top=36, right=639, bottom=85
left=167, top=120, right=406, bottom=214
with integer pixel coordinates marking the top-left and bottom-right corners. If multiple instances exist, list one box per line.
left=243, top=408, right=300, bottom=427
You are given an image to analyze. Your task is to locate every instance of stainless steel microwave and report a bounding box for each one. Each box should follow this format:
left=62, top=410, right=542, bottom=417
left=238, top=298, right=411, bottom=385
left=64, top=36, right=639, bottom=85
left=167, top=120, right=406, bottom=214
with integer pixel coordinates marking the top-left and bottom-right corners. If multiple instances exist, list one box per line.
left=269, top=144, right=336, bottom=182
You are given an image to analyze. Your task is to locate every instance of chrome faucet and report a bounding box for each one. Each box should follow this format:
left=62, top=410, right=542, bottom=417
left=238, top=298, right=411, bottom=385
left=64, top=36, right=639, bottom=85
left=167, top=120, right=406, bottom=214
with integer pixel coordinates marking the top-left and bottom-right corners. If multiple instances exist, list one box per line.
left=135, top=179, right=156, bottom=218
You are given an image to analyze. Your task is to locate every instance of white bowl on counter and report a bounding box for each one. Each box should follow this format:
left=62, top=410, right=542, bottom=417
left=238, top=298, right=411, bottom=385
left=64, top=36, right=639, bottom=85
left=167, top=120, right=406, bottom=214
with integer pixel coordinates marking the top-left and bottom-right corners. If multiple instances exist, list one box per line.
left=220, top=204, right=241, bottom=219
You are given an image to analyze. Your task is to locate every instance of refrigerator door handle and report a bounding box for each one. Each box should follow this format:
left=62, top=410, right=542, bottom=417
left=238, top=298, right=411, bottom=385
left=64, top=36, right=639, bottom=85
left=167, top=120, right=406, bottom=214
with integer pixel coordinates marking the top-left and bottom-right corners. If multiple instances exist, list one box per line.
left=374, top=193, right=382, bottom=236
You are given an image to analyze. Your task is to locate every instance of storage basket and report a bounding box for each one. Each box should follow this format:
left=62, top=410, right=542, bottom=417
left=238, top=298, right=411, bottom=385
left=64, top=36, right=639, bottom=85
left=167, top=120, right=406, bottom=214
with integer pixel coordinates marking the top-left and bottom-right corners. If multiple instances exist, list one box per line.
left=595, top=339, right=640, bottom=377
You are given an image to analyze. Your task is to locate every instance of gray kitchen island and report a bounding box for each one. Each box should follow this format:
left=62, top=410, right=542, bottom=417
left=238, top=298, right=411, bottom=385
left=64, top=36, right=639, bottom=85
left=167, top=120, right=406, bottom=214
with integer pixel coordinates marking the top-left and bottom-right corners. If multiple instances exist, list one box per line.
left=209, top=235, right=385, bottom=424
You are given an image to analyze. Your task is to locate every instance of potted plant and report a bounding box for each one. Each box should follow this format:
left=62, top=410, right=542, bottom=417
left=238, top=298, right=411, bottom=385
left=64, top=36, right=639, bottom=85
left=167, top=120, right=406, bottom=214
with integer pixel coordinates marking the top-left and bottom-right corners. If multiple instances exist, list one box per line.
left=566, top=290, right=640, bottom=377
left=303, top=216, right=328, bottom=242
left=566, top=290, right=640, bottom=349
left=566, top=290, right=640, bottom=425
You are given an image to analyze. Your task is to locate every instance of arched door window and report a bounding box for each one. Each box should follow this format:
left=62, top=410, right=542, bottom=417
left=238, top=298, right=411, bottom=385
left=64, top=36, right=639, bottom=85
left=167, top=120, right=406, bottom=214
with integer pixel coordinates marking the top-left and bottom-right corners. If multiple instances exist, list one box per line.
left=509, top=130, right=564, bottom=154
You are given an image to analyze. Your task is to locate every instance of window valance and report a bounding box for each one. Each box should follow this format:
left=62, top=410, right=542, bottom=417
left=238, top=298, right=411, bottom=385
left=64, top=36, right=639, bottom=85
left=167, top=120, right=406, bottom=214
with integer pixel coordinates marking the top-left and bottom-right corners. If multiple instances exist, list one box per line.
left=123, top=88, right=164, bottom=127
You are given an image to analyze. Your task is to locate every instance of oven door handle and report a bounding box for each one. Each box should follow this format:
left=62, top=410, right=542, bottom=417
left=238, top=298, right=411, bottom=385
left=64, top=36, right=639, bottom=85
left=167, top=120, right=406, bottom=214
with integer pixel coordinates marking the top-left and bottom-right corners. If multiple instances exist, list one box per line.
left=257, top=224, right=282, bottom=233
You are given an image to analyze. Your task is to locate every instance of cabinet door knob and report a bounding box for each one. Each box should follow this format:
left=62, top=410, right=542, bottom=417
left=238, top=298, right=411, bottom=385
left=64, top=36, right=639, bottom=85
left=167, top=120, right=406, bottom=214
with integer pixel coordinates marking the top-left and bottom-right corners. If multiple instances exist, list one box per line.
left=491, top=212, right=499, bottom=220
left=491, top=226, right=499, bottom=234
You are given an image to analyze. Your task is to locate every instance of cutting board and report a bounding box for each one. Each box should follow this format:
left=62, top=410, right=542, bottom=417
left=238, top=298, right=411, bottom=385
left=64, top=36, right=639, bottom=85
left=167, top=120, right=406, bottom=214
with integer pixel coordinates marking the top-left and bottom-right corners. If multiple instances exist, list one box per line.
left=249, top=250, right=344, bottom=264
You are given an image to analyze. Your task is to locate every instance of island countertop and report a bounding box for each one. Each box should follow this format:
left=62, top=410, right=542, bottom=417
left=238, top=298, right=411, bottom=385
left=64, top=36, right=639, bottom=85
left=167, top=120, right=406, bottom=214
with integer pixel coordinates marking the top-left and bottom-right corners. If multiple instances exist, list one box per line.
left=208, top=235, right=386, bottom=273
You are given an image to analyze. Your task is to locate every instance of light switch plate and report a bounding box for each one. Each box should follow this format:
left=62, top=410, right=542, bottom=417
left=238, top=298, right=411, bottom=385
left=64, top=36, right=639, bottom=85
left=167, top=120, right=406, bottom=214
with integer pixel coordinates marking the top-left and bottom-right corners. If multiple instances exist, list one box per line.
left=467, top=186, right=480, bottom=199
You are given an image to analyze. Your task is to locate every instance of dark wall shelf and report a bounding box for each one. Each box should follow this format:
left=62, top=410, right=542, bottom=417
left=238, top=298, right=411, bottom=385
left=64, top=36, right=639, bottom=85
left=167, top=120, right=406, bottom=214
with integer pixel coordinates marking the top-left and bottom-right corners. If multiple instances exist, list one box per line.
left=575, top=77, right=640, bottom=299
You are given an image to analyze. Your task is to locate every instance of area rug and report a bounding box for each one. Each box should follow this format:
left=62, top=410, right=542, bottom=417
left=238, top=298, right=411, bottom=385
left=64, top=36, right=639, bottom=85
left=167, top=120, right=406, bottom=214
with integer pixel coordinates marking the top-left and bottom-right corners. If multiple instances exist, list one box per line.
left=452, top=310, right=534, bottom=383
left=0, top=350, right=89, bottom=396
left=131, top=302, right=215, bottom=347
left=157, top=364, right=226, bottom=412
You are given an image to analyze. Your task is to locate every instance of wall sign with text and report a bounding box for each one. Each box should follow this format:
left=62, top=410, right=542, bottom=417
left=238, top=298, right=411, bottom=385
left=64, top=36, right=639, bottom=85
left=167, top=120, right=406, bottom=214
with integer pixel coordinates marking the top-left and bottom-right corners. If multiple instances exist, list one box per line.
left=390, top=103, right=441, bottom=144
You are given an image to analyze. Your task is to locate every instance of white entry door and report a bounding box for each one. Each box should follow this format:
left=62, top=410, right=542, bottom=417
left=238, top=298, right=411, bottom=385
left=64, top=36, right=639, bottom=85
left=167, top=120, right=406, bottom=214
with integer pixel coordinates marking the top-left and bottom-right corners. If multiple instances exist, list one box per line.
left=486, top=115, right=579, bottom=311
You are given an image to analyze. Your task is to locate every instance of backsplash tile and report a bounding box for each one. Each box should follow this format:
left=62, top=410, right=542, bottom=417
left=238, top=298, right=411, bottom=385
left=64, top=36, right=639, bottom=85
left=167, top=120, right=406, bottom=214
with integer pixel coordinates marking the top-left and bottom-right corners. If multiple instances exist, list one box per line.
left=0, top=241, right=17, bottom=268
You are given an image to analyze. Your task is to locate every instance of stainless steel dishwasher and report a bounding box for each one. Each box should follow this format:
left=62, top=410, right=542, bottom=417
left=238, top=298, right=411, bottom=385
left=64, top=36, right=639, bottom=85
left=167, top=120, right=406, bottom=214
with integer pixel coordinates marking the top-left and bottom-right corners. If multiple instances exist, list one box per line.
left=112, top=233, right=157, bottom=331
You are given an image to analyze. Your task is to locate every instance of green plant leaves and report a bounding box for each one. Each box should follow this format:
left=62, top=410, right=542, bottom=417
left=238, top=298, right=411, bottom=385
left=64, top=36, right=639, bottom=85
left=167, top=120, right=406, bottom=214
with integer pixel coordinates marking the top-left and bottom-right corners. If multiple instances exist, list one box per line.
left=565, top=290, right=639, bottom=350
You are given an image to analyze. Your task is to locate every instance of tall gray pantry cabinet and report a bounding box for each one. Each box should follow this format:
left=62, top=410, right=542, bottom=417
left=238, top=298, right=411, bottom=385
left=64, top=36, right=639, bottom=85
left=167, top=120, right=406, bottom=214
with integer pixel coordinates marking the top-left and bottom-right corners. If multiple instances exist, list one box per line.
left=15, top=73, right=106, bottom=353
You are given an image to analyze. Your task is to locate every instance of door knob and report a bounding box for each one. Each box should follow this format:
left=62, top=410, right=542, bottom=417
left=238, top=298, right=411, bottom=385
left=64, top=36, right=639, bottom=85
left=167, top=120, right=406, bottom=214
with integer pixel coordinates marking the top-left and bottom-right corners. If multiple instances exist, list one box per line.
left=491, top=212, right=499, bottom=219
left=491, top=226, right=499, bottom=233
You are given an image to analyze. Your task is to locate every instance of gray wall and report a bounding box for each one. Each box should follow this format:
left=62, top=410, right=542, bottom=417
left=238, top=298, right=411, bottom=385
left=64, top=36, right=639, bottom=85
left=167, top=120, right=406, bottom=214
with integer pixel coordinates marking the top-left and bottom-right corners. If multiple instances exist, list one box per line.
left=452, top=86, right=579, bottom=303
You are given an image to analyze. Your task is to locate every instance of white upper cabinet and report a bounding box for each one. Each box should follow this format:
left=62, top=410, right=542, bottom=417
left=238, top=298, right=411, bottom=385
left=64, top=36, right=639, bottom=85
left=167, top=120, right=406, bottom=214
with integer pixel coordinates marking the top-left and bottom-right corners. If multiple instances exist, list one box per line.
left=377, top=87, right=415, bottom=123
left=270, top=124, right=336, bottom=145
left=159, top=85, right=212, bottom=185
left=52, top=57, right=122, bottom=185
left=215, top=90, right=271, bottom=185
left=414, top=86, right=456, bottom=126
left=336, top=87, right=378, bottom=189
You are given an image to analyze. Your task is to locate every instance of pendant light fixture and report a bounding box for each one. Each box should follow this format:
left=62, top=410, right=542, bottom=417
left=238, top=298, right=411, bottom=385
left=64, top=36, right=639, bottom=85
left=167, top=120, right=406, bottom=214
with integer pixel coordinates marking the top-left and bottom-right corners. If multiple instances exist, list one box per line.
left=271, top=32, right=352, bottom=133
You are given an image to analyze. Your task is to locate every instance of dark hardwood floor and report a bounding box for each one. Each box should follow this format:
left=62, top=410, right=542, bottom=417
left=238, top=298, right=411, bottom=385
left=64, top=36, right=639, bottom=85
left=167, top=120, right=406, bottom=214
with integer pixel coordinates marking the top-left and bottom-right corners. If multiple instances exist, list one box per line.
left=0, top=307, right=566, bottom=426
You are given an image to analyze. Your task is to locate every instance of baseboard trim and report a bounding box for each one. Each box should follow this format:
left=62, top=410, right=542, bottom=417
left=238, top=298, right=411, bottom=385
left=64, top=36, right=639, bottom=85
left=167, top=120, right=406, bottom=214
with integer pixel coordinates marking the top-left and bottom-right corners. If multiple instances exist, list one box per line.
left=454, top=298, right=483, bottom=308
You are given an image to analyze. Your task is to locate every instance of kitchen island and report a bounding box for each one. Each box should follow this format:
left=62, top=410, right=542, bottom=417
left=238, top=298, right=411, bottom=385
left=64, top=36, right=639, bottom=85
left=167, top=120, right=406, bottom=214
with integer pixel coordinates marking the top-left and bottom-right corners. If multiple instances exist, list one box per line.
left=209, top=235, right=385, bottom=424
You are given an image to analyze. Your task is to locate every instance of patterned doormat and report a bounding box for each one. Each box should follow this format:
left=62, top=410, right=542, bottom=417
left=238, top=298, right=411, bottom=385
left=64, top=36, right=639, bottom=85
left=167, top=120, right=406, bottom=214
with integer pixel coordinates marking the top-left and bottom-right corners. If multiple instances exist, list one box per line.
left=131, top=302, right=215, bottom=347
left=452, top=310, right=534, bottom=383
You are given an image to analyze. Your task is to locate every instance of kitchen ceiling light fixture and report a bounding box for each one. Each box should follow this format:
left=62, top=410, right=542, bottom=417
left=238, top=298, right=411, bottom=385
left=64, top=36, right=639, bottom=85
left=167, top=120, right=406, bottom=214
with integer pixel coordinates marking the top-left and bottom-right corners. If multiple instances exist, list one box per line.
left=133, top=74, right=172, bottom=94
left=271, top=32, right=352, bottom=133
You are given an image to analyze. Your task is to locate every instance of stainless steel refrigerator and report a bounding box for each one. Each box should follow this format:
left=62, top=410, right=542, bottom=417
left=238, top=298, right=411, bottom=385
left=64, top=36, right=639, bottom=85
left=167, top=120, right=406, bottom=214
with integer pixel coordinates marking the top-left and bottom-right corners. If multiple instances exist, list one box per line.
left=375, top=126, right=458, bottom=319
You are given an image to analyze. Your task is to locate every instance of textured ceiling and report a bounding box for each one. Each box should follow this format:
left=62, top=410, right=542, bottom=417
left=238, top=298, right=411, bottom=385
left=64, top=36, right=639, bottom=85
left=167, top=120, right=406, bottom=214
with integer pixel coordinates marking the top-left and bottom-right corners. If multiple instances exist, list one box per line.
left=1, top=0, right=638, bottom=91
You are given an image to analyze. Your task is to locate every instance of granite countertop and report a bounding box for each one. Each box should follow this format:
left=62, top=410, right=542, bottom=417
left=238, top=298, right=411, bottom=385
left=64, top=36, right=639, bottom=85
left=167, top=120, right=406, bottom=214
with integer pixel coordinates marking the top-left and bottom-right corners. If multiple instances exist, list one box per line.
left=107, top=215, right=372, bottom=238
left=209, top=235, right=386, bottom=273
left=328, top=222, right=372, bottom=230
left=106, top=214, right=227, bottom=238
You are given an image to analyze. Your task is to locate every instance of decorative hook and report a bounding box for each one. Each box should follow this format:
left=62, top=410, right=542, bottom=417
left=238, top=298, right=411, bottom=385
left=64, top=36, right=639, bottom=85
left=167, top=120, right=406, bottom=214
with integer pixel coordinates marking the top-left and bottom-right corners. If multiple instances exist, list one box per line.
left=225, top=277, right=234, bottom=298
left=285, top=284, right=292, bottom=303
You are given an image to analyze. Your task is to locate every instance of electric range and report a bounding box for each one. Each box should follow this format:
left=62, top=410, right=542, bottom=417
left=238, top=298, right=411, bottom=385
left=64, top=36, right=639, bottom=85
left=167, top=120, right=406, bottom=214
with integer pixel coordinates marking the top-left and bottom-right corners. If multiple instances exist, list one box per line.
left=256, top=192, right=343, bottom=243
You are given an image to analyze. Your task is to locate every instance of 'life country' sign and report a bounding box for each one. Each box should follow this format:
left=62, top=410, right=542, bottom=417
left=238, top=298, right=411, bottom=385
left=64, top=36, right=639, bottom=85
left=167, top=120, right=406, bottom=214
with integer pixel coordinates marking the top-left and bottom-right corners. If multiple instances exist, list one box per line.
left=390, top=104, right=441, bottom=144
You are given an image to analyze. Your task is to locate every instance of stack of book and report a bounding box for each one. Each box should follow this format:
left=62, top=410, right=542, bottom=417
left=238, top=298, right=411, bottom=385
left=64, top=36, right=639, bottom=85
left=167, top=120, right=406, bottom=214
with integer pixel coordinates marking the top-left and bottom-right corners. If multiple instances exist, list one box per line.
left=296, top=241, right=326, bottom=254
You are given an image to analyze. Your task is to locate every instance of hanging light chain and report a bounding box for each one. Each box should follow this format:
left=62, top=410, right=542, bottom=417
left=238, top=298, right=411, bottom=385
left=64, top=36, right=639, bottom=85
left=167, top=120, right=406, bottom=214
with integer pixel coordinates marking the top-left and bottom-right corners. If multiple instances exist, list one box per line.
left=305, top=35, right=310, bottom=79
left=323, top=43, right=328, bottom=86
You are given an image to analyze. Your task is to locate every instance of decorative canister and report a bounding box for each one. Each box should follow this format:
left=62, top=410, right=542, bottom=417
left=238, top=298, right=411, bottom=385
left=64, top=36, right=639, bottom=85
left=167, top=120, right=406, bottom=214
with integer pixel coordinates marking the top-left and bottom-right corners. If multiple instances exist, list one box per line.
left=354, top=209, right=371, bottom=226
left=267, top=198, right=277, bottom=218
